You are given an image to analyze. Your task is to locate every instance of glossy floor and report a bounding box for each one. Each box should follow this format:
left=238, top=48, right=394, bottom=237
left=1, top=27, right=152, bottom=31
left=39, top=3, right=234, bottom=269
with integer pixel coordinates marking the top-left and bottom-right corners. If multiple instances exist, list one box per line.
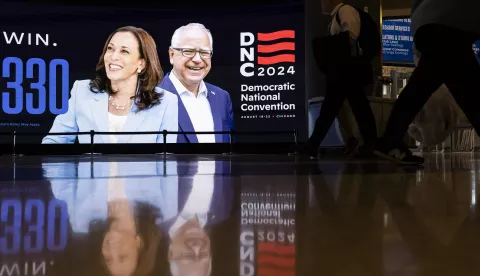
left=0, top=153, right=479, bottom=276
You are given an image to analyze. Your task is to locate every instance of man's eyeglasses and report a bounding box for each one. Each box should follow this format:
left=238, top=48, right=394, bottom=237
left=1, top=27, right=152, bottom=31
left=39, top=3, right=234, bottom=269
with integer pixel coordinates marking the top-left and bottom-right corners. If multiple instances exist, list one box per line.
left=172, top=48, right=213, bottom=59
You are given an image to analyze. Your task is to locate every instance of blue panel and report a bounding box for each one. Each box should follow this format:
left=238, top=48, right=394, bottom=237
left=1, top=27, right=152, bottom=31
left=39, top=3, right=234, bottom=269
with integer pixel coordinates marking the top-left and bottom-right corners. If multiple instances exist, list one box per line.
left=382, top=18, right=414, bottom=64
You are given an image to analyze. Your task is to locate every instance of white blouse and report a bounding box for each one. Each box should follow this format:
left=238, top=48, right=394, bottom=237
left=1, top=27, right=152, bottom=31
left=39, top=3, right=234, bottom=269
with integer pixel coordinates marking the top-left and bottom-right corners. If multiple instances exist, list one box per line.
left=107, top=112, right=128, bottom=143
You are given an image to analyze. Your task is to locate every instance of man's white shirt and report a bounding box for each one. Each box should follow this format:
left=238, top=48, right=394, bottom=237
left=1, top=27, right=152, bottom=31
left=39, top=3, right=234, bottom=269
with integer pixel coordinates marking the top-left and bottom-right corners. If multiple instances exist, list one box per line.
left=169, top=72, right=215, bottom=143
left=168, top=161, right=216, bottom=238
left=329, top=3, right=362, bottom=56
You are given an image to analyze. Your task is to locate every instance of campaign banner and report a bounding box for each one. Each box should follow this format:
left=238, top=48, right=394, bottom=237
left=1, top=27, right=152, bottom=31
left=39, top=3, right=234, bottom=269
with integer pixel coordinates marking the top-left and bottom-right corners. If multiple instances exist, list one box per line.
left=382, top=18, right=414, bottom=64
left=0, top=1, right=306, bottom=144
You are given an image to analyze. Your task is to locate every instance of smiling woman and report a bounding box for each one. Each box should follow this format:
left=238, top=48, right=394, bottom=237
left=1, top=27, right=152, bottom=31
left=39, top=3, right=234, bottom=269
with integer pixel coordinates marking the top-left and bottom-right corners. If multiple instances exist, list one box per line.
left=41, top=26, right=179, bottom=144
left=91, top=26, right=164, bottom=111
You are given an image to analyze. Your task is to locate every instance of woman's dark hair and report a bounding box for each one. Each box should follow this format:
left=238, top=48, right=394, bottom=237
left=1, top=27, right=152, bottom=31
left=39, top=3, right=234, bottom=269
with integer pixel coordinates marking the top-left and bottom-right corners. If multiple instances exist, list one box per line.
left=89, top=26, right=164, bottom=110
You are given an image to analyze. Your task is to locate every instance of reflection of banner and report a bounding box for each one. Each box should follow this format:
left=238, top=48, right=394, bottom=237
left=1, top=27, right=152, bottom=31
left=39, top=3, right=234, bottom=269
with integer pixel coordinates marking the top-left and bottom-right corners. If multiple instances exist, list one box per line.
left=0, top=192, right=68, bottom=275
left=0, top=2, right=306, bottom=144
left=239, top=177, right=296, bottom=276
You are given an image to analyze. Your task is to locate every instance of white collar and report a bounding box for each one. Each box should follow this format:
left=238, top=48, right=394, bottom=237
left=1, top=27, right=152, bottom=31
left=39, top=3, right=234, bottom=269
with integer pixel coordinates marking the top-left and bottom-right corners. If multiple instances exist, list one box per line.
left=331, top=3, right=344, bottom=16
left=169, top=71, right=208, bottom=97
left=168, top=213, right=208, bottom=238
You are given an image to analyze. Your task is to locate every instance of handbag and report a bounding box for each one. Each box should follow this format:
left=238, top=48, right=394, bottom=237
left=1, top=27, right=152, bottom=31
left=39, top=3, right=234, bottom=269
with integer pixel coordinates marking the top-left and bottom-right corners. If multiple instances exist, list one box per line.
left=312, top=31, right=351, bottom=77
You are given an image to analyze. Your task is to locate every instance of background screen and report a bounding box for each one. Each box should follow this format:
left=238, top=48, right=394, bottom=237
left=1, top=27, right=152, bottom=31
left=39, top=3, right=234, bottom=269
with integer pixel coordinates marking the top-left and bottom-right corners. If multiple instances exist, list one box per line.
left=382, top=17, right=480, bottom=66
left=0, top=1, right=306, bottom=144
left=382, top=18, right=414, bottom=64
left=473, top=40, right=480, bottom=64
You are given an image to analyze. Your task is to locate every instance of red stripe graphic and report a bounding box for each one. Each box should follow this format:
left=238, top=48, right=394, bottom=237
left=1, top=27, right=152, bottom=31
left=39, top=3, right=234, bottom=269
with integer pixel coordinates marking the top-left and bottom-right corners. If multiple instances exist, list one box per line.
left=258, top=30, right=295, bottom=41
left=258, top=42, right=295, bottom=53
left=258, top=243, right=296, bottom=254
left=258, top=268, right=295, bottom=276
left=257, top=54, right=295, bottom=65
left=257, top=255, right=296, bottom=267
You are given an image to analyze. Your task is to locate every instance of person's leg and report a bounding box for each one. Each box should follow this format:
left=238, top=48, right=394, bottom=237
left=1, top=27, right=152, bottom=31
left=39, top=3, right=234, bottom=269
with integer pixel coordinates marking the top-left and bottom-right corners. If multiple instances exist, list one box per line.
left=308, top=80, right=348, bottom=155
left=381, top=52, right=444, bottom=147
left=376, top=25, right=479, bottom=164
left=345, top=84, right=377, bottom=153
left=375, top=25, right=449, bottom=164
left=375, top=52, right=443, bottom=164
left=442, top=34, right=480, bottom=136
left=337, top=101, right=360, bottom=156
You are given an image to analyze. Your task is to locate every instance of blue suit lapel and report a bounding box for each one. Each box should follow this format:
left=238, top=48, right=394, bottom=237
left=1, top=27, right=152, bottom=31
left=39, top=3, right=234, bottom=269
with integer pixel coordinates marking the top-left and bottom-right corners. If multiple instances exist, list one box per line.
left=177, top=161, right=195, bottom=212
left=206, top=84, right=222, bottom=143
left=211, top=178, right=222, bottom=222
left=210, top=161, right=233, bottom=222
left=160, top=74, right=198, bottom=143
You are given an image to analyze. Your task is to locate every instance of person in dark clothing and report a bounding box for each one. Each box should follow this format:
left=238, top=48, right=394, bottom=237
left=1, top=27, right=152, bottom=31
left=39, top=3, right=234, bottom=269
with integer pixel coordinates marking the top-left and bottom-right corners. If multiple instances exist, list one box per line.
left=308, top=0, right=377, bottom=159
left=374, top=0, right=480, bottom=165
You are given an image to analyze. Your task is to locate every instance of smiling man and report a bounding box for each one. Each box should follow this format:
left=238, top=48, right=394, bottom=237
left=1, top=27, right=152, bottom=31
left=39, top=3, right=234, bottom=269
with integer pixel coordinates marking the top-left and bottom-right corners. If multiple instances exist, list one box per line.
left=159, top=23, right=234, bottom=143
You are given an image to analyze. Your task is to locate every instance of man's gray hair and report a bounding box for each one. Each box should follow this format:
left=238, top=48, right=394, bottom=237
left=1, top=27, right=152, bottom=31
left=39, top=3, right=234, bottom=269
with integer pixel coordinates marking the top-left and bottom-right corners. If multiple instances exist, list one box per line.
left=170, top=23, right=213, bottom=50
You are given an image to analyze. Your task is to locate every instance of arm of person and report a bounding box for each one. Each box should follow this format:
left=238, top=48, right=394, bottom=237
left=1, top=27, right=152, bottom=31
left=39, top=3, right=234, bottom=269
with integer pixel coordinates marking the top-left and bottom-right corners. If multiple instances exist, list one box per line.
left=157, top=92, right=178, bottom=143
left=41, top=81, right=80, bottom=144
left=337, top=5, right=361, bottom=40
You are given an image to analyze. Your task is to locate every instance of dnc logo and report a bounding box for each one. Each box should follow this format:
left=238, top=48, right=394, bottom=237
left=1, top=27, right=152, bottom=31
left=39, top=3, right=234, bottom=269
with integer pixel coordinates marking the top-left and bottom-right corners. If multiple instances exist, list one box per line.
left=240, top=30, right=296, bottom=78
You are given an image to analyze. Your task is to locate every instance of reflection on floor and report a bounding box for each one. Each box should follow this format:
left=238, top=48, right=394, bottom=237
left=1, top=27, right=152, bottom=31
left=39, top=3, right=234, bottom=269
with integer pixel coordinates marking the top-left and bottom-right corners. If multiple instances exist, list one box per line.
left=0, top=153, right=479, bottom=276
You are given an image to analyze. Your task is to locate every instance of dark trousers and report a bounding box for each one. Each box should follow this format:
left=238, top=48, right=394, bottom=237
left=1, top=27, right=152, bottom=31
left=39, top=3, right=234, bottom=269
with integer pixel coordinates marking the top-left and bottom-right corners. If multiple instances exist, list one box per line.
left=382, top=24, right=480, bottom=147
left=309, top=78, right=377, bottom=149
